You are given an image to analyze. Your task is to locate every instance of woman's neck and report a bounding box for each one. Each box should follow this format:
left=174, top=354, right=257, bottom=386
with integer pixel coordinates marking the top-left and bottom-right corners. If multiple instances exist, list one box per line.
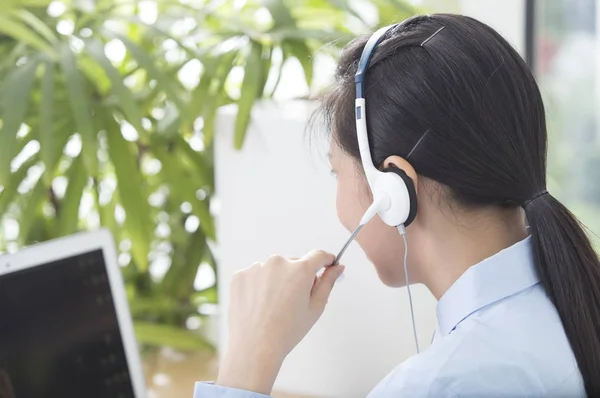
left=418, top=207, right=529, bottom=300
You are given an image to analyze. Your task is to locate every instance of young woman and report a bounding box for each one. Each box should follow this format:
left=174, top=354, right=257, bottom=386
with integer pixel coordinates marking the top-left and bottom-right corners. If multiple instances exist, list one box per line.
left=195, top=14, right=600, bottom=397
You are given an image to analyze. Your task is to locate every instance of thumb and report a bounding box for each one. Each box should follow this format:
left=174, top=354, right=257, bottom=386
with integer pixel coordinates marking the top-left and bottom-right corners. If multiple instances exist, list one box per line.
left=311, top=265, right=345, bottom=310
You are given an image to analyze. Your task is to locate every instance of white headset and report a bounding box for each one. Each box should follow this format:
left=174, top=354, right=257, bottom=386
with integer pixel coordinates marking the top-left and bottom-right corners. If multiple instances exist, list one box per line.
left=354, top=24, right=418, bottom=231
left=353, top=22, right=427, bottom=353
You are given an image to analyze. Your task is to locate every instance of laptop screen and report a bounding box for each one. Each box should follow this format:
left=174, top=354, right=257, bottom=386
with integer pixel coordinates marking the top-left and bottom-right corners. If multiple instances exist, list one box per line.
left=0, top=250, right=136, bottom=398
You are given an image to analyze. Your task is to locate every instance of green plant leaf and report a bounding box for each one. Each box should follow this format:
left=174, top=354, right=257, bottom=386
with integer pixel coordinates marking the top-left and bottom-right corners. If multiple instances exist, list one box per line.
left=0, top=155, right=39, bottom=221
left=234, top=41, right=263, bottom=150
left=184, top=57, right=220, bottom=130
left=118, top=35, right=184, bottom=111
left=78, top=55, right=111, bottom=95
left=10, top=8, right=58, bottom=45
left=127, top=17, right=205, bottom=61
left=40, top=61, right=55, bottom=184
left=202, top=92, right=226, bottom=147
left=5, top=0, right=52, bottom=6
left=174, top=134, right=213, bottom=190
left=0, top=57, right=40, bottom=185
left=283, top=39, right=313, bottom=87
left=191, top=286, right=218, bottom=304
left=134, top=321, right=214, bottom=351
left=197, top=51, right=238, bottom=146
left=0, top=15, right=56, bottom=56
left=58, top=156, right=87, bottom=236
left=94, top=180, right=118, bottom=237
left=271, top=27, right=348, bottom=41
left=45, top=117, right=74, bottom=177
left=105, top=111, right=152, bottom=272
left=59, top=43, right=98, bottom=176
left=162, top=228, right=206, bottom=299
left=258, top=46, right=273, bottom=97
left=373, top=0, right=415, bottom=26
left=151, top=141, right=215, bottom=240
left=325, top=0, right=366, bottom=23
left=19, top=175, right=46, bottom=245
left=156, top=102, right=181, bottom=137
left=263, top=0, right=296, bottom=27
left=267, top=50, right=287, bottom=97
left=85, top=38, right=146, bottom=138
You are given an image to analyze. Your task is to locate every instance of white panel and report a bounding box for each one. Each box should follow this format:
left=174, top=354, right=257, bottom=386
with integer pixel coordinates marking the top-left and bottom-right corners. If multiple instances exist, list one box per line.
left=460, top=0, right=526, bottom=56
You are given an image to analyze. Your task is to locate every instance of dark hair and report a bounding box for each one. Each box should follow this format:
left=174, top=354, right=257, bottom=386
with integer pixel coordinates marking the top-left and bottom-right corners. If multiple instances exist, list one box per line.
left=317, top=13, right=600, bottom=395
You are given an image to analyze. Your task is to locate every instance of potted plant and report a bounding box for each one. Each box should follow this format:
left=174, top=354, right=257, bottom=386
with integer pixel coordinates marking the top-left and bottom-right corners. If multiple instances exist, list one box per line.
left=0, top=0, right=415, bottom=393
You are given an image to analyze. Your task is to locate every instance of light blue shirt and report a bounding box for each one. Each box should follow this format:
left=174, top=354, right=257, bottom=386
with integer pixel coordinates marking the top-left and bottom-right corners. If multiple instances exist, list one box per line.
left=194, top=237, right=584, bottom=397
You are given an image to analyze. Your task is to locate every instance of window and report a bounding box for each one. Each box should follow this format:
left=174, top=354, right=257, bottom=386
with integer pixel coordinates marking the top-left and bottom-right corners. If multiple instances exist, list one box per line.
left=531, top=0, right=600, bottom=247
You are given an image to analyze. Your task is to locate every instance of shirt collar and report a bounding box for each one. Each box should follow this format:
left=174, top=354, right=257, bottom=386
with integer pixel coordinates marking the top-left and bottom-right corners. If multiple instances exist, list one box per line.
left=436, top=236, right=540, bottom=336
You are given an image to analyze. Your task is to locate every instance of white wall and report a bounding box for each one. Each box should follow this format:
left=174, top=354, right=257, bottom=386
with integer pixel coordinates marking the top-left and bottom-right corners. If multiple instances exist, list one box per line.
left=215, top=102, right=437, bottom=397
left=459, top=0, right=525, bottom=55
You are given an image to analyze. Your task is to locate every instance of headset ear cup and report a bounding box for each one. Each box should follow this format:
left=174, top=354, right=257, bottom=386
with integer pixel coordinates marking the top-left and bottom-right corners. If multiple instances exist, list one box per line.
left=383, top=166, right=418, bottom=227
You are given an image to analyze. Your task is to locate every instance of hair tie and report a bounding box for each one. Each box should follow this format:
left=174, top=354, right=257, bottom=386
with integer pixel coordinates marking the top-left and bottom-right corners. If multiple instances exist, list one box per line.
left=523, top=190, right=548, bottom=208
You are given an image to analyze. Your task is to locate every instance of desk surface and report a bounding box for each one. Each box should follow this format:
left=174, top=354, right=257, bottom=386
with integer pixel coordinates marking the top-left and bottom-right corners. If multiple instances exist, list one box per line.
left=144, top=350, right=316, bottom=398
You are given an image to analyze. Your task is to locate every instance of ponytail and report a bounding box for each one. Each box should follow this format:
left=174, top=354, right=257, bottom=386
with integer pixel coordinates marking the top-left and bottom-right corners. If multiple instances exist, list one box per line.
left=525, top=193, right=600, bottom=396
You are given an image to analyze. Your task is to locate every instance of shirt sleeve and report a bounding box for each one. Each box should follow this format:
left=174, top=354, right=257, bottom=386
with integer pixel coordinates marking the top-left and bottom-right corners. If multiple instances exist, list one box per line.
left=193, top=382, right=271, bottom=398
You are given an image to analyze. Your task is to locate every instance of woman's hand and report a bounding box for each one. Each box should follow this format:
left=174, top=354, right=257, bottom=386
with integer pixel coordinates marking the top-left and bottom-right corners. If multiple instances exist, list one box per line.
left=216, top=250, right=345, bottom=394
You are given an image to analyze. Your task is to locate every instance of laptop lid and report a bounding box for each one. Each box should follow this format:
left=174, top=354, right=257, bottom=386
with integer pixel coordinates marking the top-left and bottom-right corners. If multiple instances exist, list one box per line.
left=0, top=229, right=146, bottom=398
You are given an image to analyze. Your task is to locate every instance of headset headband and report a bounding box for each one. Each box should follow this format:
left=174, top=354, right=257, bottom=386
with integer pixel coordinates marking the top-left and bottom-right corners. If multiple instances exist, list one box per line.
left=355, top=24, right=398, bottom=99
left=354, top=24, right=398, bottom=188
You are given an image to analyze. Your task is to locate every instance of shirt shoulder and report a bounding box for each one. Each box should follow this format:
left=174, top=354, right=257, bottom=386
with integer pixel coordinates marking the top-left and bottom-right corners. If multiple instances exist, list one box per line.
left=369, top=338, right=581, bottom=398
left=368, top=285, right=584, bottom=398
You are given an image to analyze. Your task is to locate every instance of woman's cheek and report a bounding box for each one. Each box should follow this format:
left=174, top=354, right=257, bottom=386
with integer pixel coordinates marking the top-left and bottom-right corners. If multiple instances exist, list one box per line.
left=335, top=177, right=370, bottom=232
left=335, top=181, right=354, bottom=232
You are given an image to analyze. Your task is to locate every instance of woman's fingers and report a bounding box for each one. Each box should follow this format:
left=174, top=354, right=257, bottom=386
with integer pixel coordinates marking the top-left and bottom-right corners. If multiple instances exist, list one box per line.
left=298, top=250, right=336, bottom=273
left=311, top=265, right=345, bottom=309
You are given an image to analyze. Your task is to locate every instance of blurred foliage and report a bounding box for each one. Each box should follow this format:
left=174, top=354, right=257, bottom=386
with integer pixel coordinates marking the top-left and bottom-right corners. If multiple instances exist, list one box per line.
left=0, top=0, right=416, bottom=351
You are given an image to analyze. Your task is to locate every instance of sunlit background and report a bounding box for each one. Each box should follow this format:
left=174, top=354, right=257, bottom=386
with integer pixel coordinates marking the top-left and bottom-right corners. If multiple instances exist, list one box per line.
left=0, top=0, right=597, bottom=397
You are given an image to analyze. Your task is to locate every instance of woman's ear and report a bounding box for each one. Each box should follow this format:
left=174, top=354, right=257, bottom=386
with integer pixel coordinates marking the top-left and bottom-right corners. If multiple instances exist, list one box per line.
left=382, top=155, right=418, bottom=193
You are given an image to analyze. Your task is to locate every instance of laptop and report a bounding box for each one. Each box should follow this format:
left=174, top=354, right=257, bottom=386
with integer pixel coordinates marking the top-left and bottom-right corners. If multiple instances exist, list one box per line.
left=0, top=229, right=146, bottom=398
